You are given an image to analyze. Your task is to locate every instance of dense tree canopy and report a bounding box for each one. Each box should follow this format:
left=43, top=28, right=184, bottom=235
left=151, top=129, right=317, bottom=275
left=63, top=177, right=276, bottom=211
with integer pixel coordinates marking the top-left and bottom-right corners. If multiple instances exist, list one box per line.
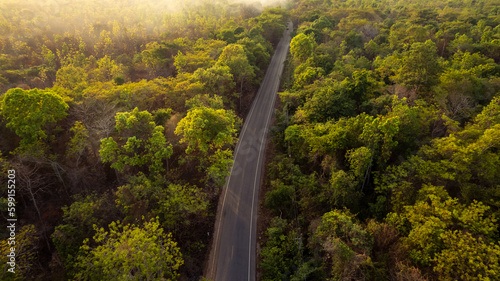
left=75, top=219, right=183, bottom=280
left=0, top=1, right=289, bottom=279
left=260, top=0, right=500, bottom=280
left=3, top=0, right=500, bottom=280
left=100, top=108, right=173, bottom=176
left=1, top=88, right=68, bottom=147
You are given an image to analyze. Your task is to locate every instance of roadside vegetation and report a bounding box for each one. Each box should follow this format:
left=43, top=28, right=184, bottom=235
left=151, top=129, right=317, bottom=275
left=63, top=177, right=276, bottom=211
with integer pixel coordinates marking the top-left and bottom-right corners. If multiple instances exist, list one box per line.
left=260, top=0, right=500, bottom=280
left=0, top=1, right=289, bottom=280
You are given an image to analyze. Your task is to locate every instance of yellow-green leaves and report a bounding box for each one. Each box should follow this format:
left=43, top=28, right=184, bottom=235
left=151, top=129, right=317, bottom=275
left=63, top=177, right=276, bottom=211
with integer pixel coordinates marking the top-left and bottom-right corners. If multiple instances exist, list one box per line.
left=216, top=44, right=256, bottom=89
left=99, top=108, right=172, bottom=176
left=175, top=106, right=238, bottom=155
left=0, top=225, right=39, bottom=280
left=433, top=230, right=500, bottom=281
left=388, top=187, right=497, bottom=267
left=75, top=219, right=183, bottom=281
left=290, top=33, right=316, bottom=62
left=175, top=106, right=239, bottom=186
left=398, top=40, right=442, bottom=94
left=0, top=88, right=68, bottom=148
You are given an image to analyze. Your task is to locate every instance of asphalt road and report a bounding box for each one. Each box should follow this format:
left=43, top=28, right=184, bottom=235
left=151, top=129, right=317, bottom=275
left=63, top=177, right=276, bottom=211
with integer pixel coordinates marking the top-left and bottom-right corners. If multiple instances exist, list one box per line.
left=207, top=22, right=293, bottom=281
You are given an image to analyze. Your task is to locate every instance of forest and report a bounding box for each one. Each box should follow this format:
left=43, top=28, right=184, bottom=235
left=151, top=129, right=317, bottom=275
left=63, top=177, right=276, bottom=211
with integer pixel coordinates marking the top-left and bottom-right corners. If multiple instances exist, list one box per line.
left=259, top=0, right=500, bottom=280
left=0, top=0, right=289, bottom=280
left=1, top=0, right=500, bottom=280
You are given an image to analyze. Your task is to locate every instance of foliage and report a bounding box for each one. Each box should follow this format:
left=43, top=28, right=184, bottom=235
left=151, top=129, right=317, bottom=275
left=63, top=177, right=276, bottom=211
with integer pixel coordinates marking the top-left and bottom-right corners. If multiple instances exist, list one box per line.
left=312, top=209, right=374, bottom=280
left=3, top=0, right=500, bottom=279
left=260, top=217, right=302, bottom=281
left=99, top=108, right=173, bottom=176
left=387, top=185, right=497, bottom=268
left=0, top=88, right=68, bottom=147
left=266, top=1, right=500, bottom=279
left=66, top=121, right=90, bottom=165
left=0, top=225, right=38, bottom=280
left=115, top=174, right=208, bottom=229
left=51, top=193, right=119, bottom=275
left=193, top=65, right=236, bottom=98
left=290, top=33, right=316, bottom=62
left=397, top=40, right=442, bottom=94
left=433, top=230, right=500, bottom=281
left=0, top=1, right=288, bottom=279
left=175, top=106, right=238, bottom=155
left=75, top=219, right=183, bottom=280
left=216, top=44, right=256, bottom=91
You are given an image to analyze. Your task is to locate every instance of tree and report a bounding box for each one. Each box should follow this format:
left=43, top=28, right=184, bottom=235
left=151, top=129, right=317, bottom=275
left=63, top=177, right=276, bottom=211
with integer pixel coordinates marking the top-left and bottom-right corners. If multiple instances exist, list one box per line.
left=290, top=33, right=316, bottom=62
left=175, top=106, right=239, bottom=186
left=0, top=225, right=39, bottom=280
left=387, top=185, right=497, bottom=267
left=249, top=8, right=287, bottom=46
left=51, top=193, right=119, bottom=276
left=398, top=40, right=442, bottom=94
left=75, top=219, right=183, bottom=281
left=217, top=29, right=236, bottom=44
left=174, top=51, right=214, bottom=73
left=175, top=106, right=238, bottom=155
left=141, top=42, right=171, bottom=77
left=433, top=230, right=500, bottom=281
left=0, top=88, right=69, bottom=148
left=342, top=30, right=364, bottom=52
left=115, top=174, right=208, bottom=229
left=293, top=64, right=325, bottom=89
left=259, top=217, right=301, bottom=281
left=312, top=209, right=374, bottom=280
left=236, top=37, right=272, bottom=71
left=93, top=55, right=123, bottom=82
left=216, top=44, right=255, bottom=96
left=311, top=16, right=333, bottom=31
left=54, top=65, right=89, bottom=99
left=66, top=121, right=91, bottom=167
left=300, top=78, right=356, bottom=122
left=99, top=108, right=173, bottom=176
left=193, top=65, right=236, bottom=99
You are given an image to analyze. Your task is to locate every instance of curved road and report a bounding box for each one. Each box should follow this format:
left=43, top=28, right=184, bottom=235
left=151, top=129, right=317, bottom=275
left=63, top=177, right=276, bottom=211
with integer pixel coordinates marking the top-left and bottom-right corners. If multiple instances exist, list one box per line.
left=207, top=22, right=293, bottom=281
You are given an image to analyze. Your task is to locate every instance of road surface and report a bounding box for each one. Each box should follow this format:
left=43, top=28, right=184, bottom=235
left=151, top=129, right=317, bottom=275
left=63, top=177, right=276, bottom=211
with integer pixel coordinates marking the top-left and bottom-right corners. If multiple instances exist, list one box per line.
left=207, top=22, right=293, bottom=281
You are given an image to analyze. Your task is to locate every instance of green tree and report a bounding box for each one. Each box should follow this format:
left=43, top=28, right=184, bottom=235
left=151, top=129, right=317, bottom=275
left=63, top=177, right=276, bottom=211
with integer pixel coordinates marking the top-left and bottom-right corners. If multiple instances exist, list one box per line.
left=216, top=44, right=255, bottom=95
left=193, top=65, right=236, bottom=99
left=93, top=55, right=123, bottom=82
left=260, top=217, right=301, bottom=281
left=433, top=230, right=500, bottom=281
left=51, top=193, right=119, bottom=276
left=115, top=174, right=208, bottom=228
left=293, top=64, right=325, bottom=89
left=290, top=33, right=316, bottom=62
left=99, top=108, right=173, bottom=176
left=0, top=225, right=39, bottom=280
left=175, top=106, right=238, bottom=155
left=398, top=40, right=442, bottom=94
left=175, top=106, right=239, bottom=186
left=300, top=78, right=356, bottom=122
left=66, top=121, right=91, bottom=167
left=174, top=51, right=214, bottom=73
left=54, top=65, right=89, bottom=99
left=236, top=37, right=272, bottom=71
left=141, top=42, right=170, bottom=77
left=0, top=88, right=69, bottom=147
left=312, top=209, right=374, bottom=280
left=387, top=185, right=497, bottom=266
left=75, top=219, right=183, bottom=281
left=342, top=30, right=364, bottom=51
left=249, top=8, right=287, bottom=46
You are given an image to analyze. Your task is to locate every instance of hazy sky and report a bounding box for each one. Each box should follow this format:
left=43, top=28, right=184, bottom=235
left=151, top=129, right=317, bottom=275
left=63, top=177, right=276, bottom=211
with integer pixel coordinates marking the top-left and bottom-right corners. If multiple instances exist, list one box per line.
left=0, top=0, right=290, bottom=38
